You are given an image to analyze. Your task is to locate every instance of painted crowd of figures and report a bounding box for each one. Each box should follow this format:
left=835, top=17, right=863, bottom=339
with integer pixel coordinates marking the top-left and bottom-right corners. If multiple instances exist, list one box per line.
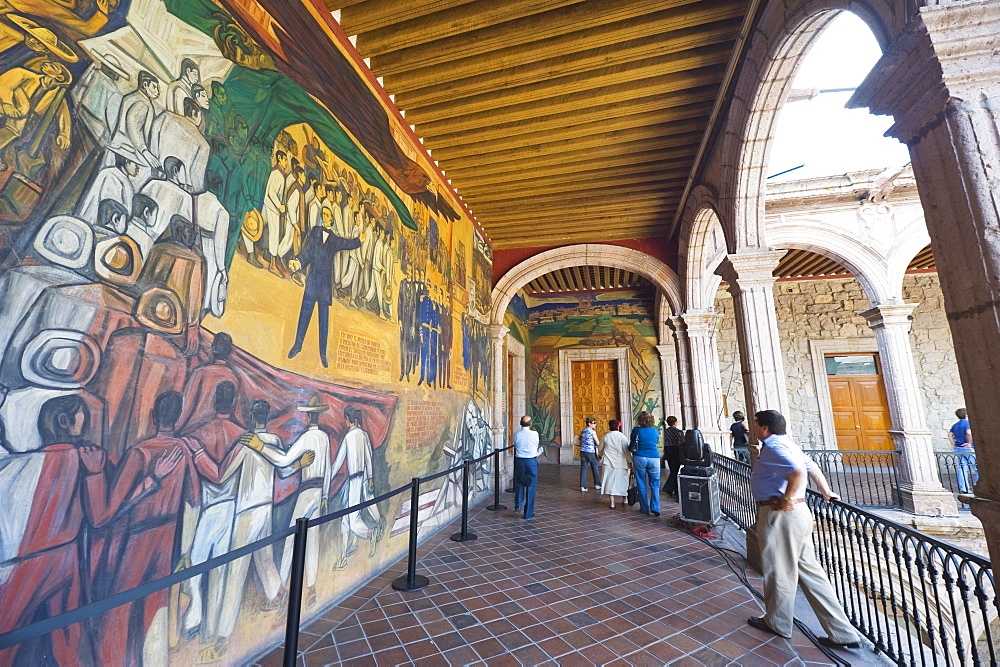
left=0, top=331, right=387, bottom=666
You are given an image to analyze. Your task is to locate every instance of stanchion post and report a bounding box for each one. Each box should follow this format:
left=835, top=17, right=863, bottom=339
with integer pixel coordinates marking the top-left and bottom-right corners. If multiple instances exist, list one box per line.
left=451, top=459, right=478, bottom=542
left=282, top=517, right=309, bottom=667
left=487, top=449, right=507, bottom=511
left=393, top=477, right=429, bottom=591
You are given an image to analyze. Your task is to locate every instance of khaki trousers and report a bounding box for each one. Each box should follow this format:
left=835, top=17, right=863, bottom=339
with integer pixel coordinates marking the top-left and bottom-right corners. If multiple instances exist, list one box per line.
left=756, top=504, right=858, bottom=643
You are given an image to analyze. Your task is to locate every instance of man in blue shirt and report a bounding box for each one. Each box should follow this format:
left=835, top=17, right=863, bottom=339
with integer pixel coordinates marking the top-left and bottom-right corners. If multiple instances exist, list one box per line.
left=747, top=410, right=860, bottom=651
left=513, top=416, right=543, bottom=519
left=579, top=416, right=602, bottom=491
left=948, top=408, right=978, bottom=493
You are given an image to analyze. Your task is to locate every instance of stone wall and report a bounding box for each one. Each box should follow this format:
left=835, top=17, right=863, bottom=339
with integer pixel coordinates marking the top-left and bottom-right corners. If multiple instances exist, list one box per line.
left=715, top=273, right=964, bottom=449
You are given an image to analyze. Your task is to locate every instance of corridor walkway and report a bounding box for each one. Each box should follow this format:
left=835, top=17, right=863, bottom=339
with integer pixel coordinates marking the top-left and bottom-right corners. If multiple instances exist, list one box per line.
left=252, top=465, right=864, bottom=666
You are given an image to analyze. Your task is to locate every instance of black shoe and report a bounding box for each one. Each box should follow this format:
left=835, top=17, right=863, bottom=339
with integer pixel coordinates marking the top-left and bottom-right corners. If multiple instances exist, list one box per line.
left=287, top=344, right=301, bottom=359
left=747, top=616, right=788, bottom=638
left=652, top=511, right=660, bottom=517
left=818, top=637, right=861, bottom=650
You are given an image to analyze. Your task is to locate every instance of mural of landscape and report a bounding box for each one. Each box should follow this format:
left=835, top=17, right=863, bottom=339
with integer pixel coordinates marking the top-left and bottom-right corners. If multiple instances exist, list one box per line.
left=507, top=289, right=664, bottom=452
left=0, top=1, right=492, bottom=664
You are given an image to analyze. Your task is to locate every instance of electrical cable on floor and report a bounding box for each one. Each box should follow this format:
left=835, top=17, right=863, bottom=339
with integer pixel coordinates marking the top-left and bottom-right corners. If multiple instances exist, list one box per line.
left=665, top=514, right=852, bottom=667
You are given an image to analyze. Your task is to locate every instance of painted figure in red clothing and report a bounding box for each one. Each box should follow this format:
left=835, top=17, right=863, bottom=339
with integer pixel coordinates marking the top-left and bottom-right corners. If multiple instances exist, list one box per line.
left=0, top=397, right=174, bottom=665
left=181, top=381, right=244, bottom=641
left=177, top=332, right=241, bottom=433
left=88, top=390, right=199, bottom=666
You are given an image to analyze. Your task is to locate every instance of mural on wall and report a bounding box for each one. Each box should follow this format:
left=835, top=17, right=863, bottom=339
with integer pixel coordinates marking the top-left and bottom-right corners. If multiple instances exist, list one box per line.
left=512, top=289, right=664, bottom=450
left=0, top=0, right=492, bottom=665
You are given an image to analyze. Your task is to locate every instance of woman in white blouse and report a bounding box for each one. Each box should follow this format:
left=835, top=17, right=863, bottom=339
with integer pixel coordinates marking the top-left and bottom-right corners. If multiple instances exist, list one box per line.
left=598, top=419, right=632, bottom=509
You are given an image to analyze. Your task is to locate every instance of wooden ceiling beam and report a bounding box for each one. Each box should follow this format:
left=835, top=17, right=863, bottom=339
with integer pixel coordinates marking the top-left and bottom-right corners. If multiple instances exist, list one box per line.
left=426, top=102, right=713, bottom=160
left=482, top=200, right=679, bottom=226
left=471, top=188, right=681, bottom=214
left=402, top=48, right=730, bottom=123
left=382, top=8, right=743, bottom=92
left=437, top=123, right=702, bottom=170
left=325, top=0, right=368, bottom=9
left=340, top=0, right=507, bottom=37
left=462, top=172, right=687, bottom=202
left=475, top=191, right=677, bottom=221
left=455, top=153, right=693, bottom=190
left=443, top=132, right=701, bottom=186
left=424, top=85, right=718, bottom=149
left=459, top=167, right=688, bottom=197
left=367, top=0, right=702, bottom=76
left=466, top=177, right=688, bottom=207
left=392, top=22, right=738, bottom=106
left=354, top=0, right=584, bottom=56
left=491, top=222, right=669, bottom=248
left=414, top=65, right=724, bottom=133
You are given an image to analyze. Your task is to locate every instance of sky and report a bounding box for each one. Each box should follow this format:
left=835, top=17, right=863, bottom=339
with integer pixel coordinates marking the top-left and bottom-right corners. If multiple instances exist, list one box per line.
left=766, top=12, right=913, bottom=182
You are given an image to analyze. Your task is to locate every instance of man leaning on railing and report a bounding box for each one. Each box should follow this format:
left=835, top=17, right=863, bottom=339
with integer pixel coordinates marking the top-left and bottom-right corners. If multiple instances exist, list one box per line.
left=745, top=410, right=862, bottom=652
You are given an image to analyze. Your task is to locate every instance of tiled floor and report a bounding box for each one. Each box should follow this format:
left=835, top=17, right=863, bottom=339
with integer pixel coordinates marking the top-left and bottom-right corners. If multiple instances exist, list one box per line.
left=253, top=465, right=869, bottom=666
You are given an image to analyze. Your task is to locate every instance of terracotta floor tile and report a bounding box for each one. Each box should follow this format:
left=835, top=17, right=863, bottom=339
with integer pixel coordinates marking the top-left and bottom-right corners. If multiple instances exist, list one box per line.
left=287, top=467, right=850, bottom=667
left=371, top=646, right=410, bottom=666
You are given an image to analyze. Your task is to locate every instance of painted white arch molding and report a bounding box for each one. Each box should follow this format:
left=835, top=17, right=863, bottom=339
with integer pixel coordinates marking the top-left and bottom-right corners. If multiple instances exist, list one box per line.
left=489, top=244, right=683, bottom=327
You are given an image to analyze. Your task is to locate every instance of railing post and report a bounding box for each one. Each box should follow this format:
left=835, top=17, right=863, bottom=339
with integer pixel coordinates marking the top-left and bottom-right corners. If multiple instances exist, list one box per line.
left=282, top=517, right=309, bottom=667
left=451, top=459, right=478, bottom=542
left=487, top=449, right=507, bottom=511
left=392, top=477, right=429, bottom=591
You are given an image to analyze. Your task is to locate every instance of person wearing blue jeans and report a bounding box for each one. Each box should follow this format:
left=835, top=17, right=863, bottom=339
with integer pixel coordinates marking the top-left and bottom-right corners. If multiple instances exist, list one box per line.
left=579, top=417, right=602, bottom=491
left=513, top=415, right=542, bottom=519
left=630, top=411, right=661, bottom=516
left=948, top=408, right=978, bottom=493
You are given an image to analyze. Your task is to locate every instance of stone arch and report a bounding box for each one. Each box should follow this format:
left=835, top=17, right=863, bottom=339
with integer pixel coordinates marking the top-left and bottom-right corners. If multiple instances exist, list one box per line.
left=489, top=244, right=683, bottom=334
left=678, top=185, right=729, bottom=312
left=886, top=225, right=932, bottom=301
left=718, top=0, right=900, bottom=252
left=764, top=223, right=891, bottom=304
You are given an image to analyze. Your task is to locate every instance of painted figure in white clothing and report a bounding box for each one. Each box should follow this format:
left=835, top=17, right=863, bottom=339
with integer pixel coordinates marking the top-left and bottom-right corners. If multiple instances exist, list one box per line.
left=277, top=394, right=332, bottom=608
left=332, top=405, right=382, bottom=568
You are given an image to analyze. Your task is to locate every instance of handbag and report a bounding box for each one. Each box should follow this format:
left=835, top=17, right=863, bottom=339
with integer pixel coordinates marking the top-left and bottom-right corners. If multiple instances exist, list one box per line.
left=628, top=427, right=639, bottom=454
left=626, top=471, right=639, bottom=506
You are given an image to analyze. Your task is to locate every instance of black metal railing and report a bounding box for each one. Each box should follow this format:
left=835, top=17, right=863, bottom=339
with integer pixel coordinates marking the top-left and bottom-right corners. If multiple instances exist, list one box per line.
left=0, top=444, right=513, bottom=666
left=802, top=449, right=902, bottom=508
left=714, top=453, right=997, bottom=667
left=713, top=453, right=755, bottom=531
left=936, top=452, right=979, bottom=507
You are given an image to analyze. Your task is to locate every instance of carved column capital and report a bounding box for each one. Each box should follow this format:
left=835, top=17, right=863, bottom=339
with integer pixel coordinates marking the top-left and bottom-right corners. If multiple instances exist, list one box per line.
left=716, top=250, right=785, bottom=295
left=487, top=324, right=510, bottom=341
left=680, top=309, right=719, bottom=336
left=848, top=0, right=1000, bottom=144
left=859, top=302, right=919, bottom=329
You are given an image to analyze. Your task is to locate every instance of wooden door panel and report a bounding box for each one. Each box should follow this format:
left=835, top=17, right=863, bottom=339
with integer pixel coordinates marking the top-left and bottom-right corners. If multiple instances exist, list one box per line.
left=571, top=360, right=619, bottom=458
left=826, top=359, right=893, bottom=453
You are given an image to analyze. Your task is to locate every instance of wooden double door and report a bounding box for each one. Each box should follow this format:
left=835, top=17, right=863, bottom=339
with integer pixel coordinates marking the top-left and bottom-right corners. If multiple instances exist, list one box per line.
left=826, top=353, right=892, bottom=452
left=571, top=360, right=620, bottom=458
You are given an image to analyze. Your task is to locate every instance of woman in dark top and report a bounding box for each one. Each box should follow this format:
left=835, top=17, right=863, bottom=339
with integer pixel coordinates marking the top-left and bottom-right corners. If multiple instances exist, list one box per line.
left=730, top=411, right=750, bottom=462
left=630, top=411, right=661, bottom=516
left=662, top=416, right=683, bottom=497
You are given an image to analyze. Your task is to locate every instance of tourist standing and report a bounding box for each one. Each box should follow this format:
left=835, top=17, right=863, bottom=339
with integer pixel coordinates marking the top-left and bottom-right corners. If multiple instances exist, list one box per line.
left=598, top=420, right=631, bottom=509
left=513, top=416, right=543, bottom=519
left=579, top=416, right=602, bottom=491
left=746, top=410, right=860, bottom=650
left=730, top=411, right=750, bottom=462
left=630, top=411, right=661, bottom=517
left=662, top=416, right=683, bottom=497
left=948, top=408, right=978, bottom=494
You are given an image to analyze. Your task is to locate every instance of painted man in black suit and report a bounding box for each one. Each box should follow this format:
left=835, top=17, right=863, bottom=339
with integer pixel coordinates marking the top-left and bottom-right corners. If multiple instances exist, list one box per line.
left=287, top=206, right=361, bottom=367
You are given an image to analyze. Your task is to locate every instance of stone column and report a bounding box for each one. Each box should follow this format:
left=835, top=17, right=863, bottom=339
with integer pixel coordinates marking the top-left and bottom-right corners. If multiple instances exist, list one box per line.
left=655, top=343, right=682, bottom=423
left=716, top=251, right=790, bottom=430
left=679, top=310, right=727, bottom=451
left=667, top=316, right=696, bottom=429
left=488, top=324, right=511, bottom=483
left=848, top=0, right=1000, bottom=572
left=861, top=304, right=958, bottom=516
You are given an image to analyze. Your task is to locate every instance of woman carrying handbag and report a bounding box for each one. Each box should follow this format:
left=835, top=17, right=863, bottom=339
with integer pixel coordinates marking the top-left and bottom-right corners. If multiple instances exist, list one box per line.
left=629, top=411, right=662, bottom=516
